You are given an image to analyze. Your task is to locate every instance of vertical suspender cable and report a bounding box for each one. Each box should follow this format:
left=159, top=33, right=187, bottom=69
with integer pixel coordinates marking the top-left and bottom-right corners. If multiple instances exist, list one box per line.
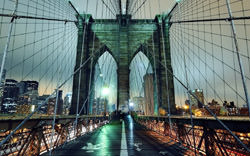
left=176, top=1, right=196, bottom=154
left=216, top=0, right=226, bottom=103
left=157, top=0, right=173, bottom=137
left=49, top=21, right=67, bottom=155
left=232, top=34, right=239, bottom=110
left=9, top=19, right=16, bottom=79
left=208, top=0, right=216, bottom=100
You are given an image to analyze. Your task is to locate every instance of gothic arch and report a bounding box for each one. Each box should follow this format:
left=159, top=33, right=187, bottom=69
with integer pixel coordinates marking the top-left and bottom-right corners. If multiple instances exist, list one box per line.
left=130, top=44, right=155, bottom=71
left=93, top=45, right=118, bottom=67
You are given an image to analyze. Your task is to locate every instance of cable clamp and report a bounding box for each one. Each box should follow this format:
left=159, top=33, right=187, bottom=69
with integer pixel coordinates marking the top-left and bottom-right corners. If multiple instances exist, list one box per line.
left=10, top=14, right=18, bottom=23
left=64, top=20, right=68, bottom=25
left=226, top=17, right=232, bottom=22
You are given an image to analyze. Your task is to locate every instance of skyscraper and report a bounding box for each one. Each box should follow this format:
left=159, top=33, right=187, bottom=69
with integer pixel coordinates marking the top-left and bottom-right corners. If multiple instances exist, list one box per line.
left=2, top=79, right=19, bottom=113
left=17, top=81, right=39, bottom=95
left=47, top=90, right=63, bottom=115
left=17, top=81, right=39, bottom=105
left=37, top=94, right=50, bottom=114
left=63, top=92, right=72, bottom=115
left=3, top=79, right=19, bottom=101
left=132, top=96, right=144, bottom=114
left=0, top=69, right=6, bottom=111
left=144, top=73, right=154, bottom=115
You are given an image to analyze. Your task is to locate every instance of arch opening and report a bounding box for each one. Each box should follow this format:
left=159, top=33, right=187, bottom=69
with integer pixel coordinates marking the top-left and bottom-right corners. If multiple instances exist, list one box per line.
left=92, top=51, right=117, bottom=115
left=129, top=51, right=155, bottom=115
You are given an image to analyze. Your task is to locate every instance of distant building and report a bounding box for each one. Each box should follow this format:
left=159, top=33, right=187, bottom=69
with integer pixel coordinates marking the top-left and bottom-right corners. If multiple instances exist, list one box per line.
left=143, top=73, right=154, bottom=115
left=36, top=94, right=50, bottom=114
left=92, top=97, right=106, bottom=115
left=17, top=80, right=39, bottom=95
left=3, top=79, right=19, bottom=102
left=207, top=99, right=220, bottom=115
left=17, top=81, right=39, bottom=106
left=0, top=79, right=40, bottom=114
left=223, top=101, right=237, bottom=115
left=132, top=96, right=144, bottom=114
left=0, top=69, right=6, bottom=111
left=63, top=92, right=72, bottom=115
left=92, top=99, right=97, bottom=115
left=47, top=90, right=63, bottom=115
left=111, top=104, right=116, bottom=111
left=103, top=98, right=108, bottom=115
left=1, top=98, right=17, bottom=113
left=189, top=89, right=204, bottom=108
left=2, top=79, right=19, bottom=113
left=239, top=107, right=249, bottom=116
left=16, top=104, right=35, bottom=115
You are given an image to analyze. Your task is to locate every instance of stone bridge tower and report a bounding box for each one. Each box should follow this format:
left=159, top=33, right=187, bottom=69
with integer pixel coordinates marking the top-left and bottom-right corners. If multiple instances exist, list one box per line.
left=70, top=14, right=176, bottom=115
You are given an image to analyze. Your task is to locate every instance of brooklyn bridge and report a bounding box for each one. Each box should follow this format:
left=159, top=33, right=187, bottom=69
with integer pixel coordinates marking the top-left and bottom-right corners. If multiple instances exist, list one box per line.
left=0, top=0, right=250, bottom=155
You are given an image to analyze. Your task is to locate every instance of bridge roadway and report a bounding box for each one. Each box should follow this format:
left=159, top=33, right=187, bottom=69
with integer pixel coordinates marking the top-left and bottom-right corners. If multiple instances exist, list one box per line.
left=43, top=115, right=193, bottom=156
left=0, top=115, right=248, bottom=131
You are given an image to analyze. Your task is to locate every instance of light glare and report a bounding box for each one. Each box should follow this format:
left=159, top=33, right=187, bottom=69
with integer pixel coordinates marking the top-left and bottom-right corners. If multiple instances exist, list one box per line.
left=102, top=87, right=110, bottom=96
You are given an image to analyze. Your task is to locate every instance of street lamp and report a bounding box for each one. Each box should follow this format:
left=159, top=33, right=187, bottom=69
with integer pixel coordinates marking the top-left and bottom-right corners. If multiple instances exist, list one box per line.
left=183, top=104, right=189, bottom=110
left=102, top=87, right=110, bottom=96
left=129, top=101, right=134, bottom=113
left=129, top=102, right=134, bottom=107
left=183, top=104, right=189, bottom=115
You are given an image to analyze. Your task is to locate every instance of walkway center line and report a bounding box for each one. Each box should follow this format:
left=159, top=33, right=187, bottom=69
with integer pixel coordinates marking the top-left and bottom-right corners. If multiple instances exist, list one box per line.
left=120, top=120, right=128, bottom=156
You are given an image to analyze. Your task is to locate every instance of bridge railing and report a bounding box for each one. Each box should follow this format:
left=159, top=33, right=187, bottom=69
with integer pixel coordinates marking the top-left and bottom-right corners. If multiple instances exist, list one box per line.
left=0, top=115, right=109, bottom=156
left=135, top=115, right=250, bottom=156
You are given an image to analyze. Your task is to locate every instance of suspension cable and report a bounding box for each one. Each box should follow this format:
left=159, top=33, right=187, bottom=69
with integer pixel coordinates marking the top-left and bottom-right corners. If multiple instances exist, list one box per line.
left=0, top=0, right=19, bottom=84
left=146, top=35, right=250, bottom=153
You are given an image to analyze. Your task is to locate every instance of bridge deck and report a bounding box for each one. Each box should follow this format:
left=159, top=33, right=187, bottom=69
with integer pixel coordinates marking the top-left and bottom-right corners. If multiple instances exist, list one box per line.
left=137, top=115, right=250, bottom=132
left=0, top=114, right=248, bottom=121
left=43, top=115, right=193, bottom=156
left=0, top=115, right=249, bottom=131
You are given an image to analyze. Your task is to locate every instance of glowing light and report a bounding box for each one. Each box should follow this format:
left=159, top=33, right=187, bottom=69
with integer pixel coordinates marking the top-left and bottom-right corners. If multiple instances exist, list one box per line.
left=240, top=137, right=244, bottom=140
left=129, top=102, right=134, bottom=107
left=102, top=87, right=110, bottom=96
left=31, top=105, right=35, bottom=112
left=183, top=104, right=189, bottom=110
left=12, top=137, right=18, bottom=143
left=82, top=126, right=87, bottom=134
left=194, top=109, right=202, bottom=117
